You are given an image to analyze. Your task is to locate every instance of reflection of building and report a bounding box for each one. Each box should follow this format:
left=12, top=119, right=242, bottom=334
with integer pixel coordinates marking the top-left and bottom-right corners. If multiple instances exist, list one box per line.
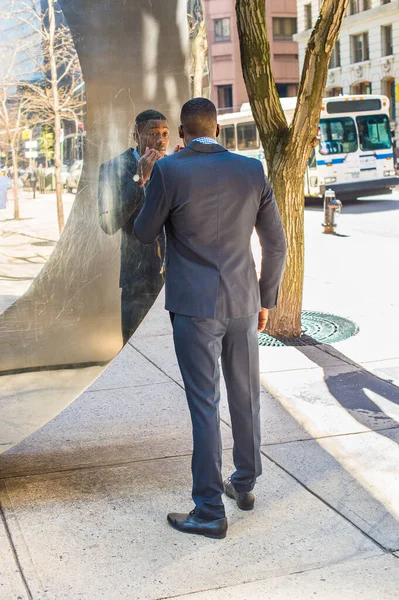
left=295, top=0, right=399, bottom=154
left=203, top=0, right=299, bottom=111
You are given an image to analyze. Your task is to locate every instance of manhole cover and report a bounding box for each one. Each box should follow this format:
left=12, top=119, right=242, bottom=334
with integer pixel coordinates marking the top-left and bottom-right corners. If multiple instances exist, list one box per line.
left=258, top=311, right=359, bottom=347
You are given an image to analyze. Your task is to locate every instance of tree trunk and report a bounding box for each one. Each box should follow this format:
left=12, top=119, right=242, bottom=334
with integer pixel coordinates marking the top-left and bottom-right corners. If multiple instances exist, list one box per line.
left=48, top=0, right=64, bottom=234
left=267, top=163, right=305, bottom=337
left=235, top=0, right=349, bottom=337
left=11, top=145, right=20, bottom=220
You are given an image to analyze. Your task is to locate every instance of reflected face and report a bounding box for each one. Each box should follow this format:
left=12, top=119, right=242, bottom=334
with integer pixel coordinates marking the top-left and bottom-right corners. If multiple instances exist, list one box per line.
left=135, top=120, right=170, bottom=157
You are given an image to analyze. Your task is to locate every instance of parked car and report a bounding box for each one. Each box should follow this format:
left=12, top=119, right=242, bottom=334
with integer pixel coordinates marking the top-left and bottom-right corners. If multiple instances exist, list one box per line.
left=66, top=160, right=83, bottom=193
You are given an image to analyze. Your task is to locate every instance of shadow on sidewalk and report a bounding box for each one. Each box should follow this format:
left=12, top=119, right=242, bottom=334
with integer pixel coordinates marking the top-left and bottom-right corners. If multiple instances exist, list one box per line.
left=296, top=342, right=399, bottom=435
left=306, top=199, right=399, bottom=214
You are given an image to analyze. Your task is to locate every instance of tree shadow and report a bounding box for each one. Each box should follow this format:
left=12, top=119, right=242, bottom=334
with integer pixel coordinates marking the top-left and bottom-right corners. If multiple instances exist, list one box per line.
left=296, top=340, right=399, bottom=437
left=305, top=199, right=399, bottom=214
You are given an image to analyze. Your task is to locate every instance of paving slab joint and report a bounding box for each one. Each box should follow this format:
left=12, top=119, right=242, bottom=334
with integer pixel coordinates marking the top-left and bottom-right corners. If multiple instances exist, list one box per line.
left=259, top=448, right=394, bottom=554
left=0, top=499, right=33, bottom=600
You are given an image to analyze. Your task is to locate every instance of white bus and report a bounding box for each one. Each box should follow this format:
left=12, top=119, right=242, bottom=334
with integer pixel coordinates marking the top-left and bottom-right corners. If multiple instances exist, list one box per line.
left=218, top=100, right=323, bottom=200
left=316, top=95, right=398, bottom=199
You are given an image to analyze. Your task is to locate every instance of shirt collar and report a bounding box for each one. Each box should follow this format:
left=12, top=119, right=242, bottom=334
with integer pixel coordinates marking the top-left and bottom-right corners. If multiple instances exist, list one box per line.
left=132, top=147, right=141, bottom=162
left=192, top=137, right=218, bottom=145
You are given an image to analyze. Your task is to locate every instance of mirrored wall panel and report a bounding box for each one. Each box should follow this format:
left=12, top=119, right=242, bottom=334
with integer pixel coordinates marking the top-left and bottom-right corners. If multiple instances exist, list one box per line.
left=0, top=0, right=209, bottom=453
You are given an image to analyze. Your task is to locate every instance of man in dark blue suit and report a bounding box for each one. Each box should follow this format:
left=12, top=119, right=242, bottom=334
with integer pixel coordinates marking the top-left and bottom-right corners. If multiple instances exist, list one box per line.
left=135, top=98, right=287, bottom=539
left=98, top=110, right=169, bottom=344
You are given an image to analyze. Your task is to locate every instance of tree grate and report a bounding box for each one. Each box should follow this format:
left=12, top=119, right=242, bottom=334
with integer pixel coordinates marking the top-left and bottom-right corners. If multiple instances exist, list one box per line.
left=258, top=310, right=359, bottom=347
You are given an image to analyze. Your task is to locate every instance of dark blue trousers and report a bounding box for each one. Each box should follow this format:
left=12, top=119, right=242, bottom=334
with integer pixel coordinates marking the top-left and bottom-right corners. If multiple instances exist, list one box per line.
left=172, top=313, right=262, bottom=520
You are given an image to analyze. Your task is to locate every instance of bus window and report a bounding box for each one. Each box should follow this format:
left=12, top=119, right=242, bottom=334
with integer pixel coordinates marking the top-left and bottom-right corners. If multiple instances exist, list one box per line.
left=356, top=114, right=391, bottom=151
left=237, top=122, right=259, bottom=150
left=308, top=148, right=317, bottom=169
left=319, top=117, right=357, bottom=154
left=219, top=125, right=236, bottom=150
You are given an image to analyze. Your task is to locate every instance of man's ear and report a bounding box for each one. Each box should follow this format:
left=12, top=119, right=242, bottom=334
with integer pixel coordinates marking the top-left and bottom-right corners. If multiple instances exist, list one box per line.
left=215, top=124, right=220, bottom=138
left=178, top=125, right=184, bottom=140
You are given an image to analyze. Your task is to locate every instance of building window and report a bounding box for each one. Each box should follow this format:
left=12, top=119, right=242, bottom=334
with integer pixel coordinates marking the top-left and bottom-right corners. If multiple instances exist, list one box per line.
left=330, top=41, right=341, bottom=68
left=349, top=0, right=371, bottom=13
left=304, top=4, right=312, bottom=30
left=351, top=33, right=369, bottom=63
left=381, top=25, right=393, bottom=56
left=276, top=83, right=298, bottom=97
left=217, top=85, right=233, bottom=110
left=381, top=0, right=391, bottom=5
left=214, top=18, right=231, bottom=42
left=383, top=78, right=396, bottom=120
left=272, top=18, right=297, bottom=41
left=326, top=87, right=343, bottom=97
left=351, top=81, right=372, bottom=95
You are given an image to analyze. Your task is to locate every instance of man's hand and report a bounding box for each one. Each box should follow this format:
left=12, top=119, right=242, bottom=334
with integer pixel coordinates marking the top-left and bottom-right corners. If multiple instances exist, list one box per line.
left=137, top=147, right=162, bottom=186
left=258, top=307, right=269, bottom=332
left=173, top=144, right=184, bottom=153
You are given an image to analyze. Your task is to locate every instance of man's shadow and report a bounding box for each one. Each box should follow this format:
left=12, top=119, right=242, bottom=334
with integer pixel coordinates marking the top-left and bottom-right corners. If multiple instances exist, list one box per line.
left=296, top=338, right=399, bottom=436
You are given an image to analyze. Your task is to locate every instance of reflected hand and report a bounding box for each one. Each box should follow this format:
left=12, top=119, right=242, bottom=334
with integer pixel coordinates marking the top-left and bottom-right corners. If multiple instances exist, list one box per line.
left=137, top=147, right=162, bottom=186
left=258, top=307, right=269, bottom=332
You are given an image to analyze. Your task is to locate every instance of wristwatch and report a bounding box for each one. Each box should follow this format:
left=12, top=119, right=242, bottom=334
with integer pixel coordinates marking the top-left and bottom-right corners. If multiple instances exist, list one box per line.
left=133, top=174, right=140, bottom=182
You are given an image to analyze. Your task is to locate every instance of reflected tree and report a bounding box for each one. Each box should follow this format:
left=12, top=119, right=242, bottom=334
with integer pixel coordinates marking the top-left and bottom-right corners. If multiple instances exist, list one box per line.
left=1, top=0, right=85, bottom=233
left=0, top=43, right=32, bottom=220
left=187, top=0, right=209, bottom=98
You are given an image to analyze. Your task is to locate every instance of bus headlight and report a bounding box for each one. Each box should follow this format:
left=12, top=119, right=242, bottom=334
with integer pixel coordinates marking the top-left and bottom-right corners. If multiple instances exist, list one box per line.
left=324, top=177, right=337, bottom=184
left=384, top=170, right=396, bottom=177
left=310, top=176, right=318, bottom=187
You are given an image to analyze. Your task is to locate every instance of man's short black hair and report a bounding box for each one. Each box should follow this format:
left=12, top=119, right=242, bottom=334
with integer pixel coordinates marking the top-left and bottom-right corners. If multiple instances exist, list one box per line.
left=180, top=98, right=217, bottom=135
left=135, top=109, right=167, bottom=131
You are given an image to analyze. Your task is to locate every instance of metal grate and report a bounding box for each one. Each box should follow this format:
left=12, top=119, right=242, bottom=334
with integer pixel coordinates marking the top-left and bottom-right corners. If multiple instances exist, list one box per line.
left=258, top=311, right=359, bottom=347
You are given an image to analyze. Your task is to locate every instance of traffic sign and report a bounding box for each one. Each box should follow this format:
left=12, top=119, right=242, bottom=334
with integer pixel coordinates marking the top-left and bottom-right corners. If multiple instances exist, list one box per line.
left=25, top=141, right=38, bottom=149
left=22, top=129, right=32, bottom=141
left=25, top=151, right=38, bottom=158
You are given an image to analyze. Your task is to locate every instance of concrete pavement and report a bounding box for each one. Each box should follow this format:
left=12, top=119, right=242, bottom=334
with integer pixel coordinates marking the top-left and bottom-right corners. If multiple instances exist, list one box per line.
left=0, top=193, right=398, bottom=599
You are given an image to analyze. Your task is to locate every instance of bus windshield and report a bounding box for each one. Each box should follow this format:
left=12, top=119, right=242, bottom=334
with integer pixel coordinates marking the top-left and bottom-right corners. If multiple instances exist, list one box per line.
left=319, top=117, right=357, bottom=154
left=220, top=125, right=236, bottom=149
left=356, top=114, right=391, bottom=151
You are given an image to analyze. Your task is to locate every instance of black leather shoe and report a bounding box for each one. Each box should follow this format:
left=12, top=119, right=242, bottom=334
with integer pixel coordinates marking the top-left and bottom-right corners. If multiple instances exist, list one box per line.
left=167, top=510, right=227, bottom=539
left=223, top=477, right=255, bottom=510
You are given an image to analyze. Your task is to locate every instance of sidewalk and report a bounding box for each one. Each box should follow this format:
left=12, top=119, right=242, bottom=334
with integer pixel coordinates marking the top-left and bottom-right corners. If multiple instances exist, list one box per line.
left=1, top=195, right=398, bottom=599
left=0, top=188, right=74, bottom=313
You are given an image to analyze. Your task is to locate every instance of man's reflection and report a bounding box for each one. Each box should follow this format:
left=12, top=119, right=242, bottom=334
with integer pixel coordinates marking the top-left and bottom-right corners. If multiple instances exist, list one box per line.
left=98, top=110, right=169, bottom=344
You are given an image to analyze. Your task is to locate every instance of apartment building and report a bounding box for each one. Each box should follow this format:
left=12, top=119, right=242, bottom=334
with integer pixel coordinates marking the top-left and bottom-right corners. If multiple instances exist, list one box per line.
left=203, top=0, right=300, bottom=111
left=295, top=0, right=399, bottom=141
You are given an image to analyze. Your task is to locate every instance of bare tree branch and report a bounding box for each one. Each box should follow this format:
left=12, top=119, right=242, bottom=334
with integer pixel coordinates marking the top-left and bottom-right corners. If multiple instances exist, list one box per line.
left=291, top=0, right=350, bottom=150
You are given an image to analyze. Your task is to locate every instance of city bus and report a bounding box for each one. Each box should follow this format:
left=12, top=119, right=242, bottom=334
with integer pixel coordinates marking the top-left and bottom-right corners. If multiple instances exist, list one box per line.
left=218, top=98, right=323, bottom=200
left=316, top=95, right=398, bottom=199
left=218, top=95, right=399, bottom=201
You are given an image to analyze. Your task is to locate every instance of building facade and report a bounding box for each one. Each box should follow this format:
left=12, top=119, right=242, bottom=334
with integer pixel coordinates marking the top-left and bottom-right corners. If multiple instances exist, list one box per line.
left=295, top=0, right=399, bottom=144
left=203, top=0, right=300, bottom=111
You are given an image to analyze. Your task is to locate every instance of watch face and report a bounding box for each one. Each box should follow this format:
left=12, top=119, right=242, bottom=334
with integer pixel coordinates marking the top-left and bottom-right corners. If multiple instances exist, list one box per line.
left=133, top=174, right=140, bottom=182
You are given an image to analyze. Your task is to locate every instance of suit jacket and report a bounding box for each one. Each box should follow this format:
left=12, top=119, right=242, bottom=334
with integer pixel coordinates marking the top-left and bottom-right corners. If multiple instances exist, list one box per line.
left=134, top=141, right=286, bottom=319
left=98, top=149, right=164, bottom=288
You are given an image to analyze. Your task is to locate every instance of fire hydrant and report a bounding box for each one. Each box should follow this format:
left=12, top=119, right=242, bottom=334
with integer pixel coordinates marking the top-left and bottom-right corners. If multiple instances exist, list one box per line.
left=322, top=189, right=342, bottom=234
